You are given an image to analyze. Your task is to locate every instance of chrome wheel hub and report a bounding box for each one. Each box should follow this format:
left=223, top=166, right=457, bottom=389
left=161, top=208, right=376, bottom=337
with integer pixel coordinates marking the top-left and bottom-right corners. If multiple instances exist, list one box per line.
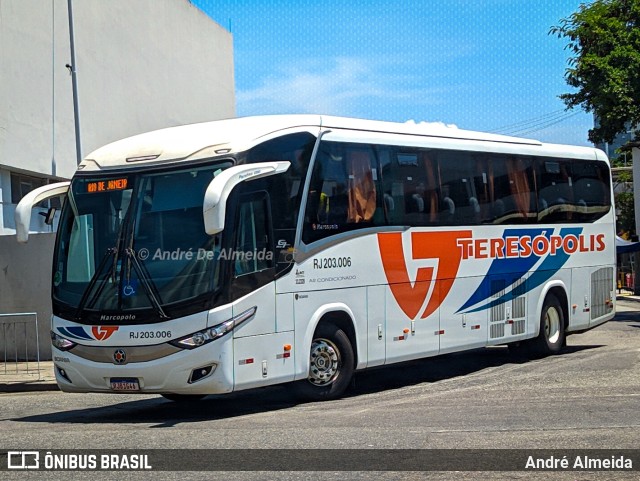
left=308, top=338, right=340, bottom=386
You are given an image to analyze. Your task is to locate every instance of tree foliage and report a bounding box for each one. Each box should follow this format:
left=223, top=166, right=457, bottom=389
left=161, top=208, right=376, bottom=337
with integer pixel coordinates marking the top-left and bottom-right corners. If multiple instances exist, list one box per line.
left=551, top=0, right=640, bottom=144
left=616, top=190, right=636, bottom=235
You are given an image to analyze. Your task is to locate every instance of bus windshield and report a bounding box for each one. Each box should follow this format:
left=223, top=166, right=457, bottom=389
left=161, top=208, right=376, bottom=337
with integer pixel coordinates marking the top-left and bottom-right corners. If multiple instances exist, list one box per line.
left=53, top=162, right=231, bottom=323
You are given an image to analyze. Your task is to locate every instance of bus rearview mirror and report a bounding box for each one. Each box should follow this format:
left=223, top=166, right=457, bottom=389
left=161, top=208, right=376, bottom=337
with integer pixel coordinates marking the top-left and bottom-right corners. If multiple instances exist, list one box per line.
left=203, top=161, right=290, bottom=235
left=39, top=206, right=57, bottom=226
left=15, top=182, right=70, bottom=243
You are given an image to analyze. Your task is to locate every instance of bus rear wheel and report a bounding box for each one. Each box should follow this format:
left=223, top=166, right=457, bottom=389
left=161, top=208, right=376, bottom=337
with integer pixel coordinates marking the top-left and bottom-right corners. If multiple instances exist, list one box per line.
left=531, top=293, right=565, bottom=356
left=295, top=322, right=355, bottom=401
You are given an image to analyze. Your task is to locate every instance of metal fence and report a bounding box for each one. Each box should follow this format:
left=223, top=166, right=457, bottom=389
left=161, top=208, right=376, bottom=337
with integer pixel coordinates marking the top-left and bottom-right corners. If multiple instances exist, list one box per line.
left=0, top=312, right=41, bottom=380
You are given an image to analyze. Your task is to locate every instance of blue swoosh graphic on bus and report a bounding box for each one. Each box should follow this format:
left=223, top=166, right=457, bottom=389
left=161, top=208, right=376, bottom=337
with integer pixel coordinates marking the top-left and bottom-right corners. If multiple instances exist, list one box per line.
left=462, top=227, right=583, bottom=314
left=456, top=228, right=550, bottom=313
left=58, top=326, right=93, bottom=341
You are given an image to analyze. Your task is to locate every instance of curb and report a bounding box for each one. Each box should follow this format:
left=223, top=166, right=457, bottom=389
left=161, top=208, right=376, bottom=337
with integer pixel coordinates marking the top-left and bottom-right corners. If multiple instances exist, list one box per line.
left=616, top=295, right=640, bottom=303
left=1, top=382, right=60, bottom=393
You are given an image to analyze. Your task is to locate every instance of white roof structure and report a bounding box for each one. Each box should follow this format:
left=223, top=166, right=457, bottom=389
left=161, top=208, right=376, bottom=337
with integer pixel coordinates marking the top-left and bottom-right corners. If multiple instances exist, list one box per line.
left=79, top=115, right=607, bottom=172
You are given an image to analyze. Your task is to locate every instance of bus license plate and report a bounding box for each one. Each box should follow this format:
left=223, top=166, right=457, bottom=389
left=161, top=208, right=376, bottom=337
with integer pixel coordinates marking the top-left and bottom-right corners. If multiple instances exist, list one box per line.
left=110, top=378, right=140, bottom=391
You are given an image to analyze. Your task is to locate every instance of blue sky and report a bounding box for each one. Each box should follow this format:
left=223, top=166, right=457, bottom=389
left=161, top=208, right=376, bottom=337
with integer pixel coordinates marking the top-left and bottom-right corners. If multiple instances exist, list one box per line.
left=192, top=0, right=594, bottom=146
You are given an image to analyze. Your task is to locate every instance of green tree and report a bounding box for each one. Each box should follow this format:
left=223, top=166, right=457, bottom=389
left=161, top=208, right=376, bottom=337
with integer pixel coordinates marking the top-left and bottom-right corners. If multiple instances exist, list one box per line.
left=616, top=190, right=636, bottom=236
left=551, top=0, right=640, bottom=144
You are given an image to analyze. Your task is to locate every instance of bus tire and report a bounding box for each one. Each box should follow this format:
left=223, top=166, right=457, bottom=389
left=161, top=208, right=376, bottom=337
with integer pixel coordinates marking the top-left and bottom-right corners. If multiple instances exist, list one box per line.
left=531, top=293, right=565, bottom=356
left=161, top=393, right=206, bottom=402
left=295, top=322, right=355, bottom=401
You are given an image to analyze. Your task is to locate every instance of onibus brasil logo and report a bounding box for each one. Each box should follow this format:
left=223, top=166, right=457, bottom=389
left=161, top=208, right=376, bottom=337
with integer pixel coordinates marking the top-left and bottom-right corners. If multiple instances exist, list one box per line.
left=378, top=228, right=606, bottom=318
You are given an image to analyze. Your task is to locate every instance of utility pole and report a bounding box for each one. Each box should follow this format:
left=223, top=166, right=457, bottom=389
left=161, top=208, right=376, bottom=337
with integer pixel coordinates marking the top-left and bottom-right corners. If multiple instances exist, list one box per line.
left=67, top=0, right=82, bottom=165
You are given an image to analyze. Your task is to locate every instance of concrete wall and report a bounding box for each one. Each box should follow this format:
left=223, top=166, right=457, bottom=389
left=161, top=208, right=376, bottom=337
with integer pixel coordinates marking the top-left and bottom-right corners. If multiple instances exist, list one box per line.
left=0, top=233, right=56, bottom=360
left=0, top=0, right=235, bottom=234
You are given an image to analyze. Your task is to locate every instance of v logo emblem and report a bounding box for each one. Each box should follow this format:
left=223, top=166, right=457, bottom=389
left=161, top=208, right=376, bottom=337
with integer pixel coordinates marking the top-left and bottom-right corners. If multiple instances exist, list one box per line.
left=92, top=325, right=119, bottom=341
left=378, top=231, right=471, bottom=320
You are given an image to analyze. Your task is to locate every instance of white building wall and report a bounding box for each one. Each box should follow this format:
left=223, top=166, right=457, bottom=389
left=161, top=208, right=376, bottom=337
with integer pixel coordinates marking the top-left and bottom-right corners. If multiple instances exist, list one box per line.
left=0, top=0, right=235, bottom=234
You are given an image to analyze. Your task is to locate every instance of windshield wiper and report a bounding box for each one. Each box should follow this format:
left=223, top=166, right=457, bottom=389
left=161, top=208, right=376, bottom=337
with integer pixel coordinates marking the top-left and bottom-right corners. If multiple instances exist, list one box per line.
left=124, top=248, right=169, bottom=320
left=73, top=206, right=128, bottom=317
left=74, top=247, right=117, bottom=321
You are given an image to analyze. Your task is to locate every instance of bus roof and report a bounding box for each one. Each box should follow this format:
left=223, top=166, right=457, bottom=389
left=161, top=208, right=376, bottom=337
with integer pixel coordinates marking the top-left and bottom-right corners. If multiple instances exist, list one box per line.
left=79, top=114, right=603, bottom=171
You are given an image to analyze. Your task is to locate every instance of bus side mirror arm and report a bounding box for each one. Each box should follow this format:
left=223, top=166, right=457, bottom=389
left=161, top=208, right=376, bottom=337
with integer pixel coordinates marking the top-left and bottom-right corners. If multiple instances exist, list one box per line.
left=15, top=181, right=70, bottom=243
left=203, top=161, right=291, bottom=235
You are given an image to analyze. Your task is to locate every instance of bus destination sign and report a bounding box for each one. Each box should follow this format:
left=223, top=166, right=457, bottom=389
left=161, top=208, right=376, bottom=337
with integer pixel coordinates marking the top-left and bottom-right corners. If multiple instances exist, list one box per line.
left=86, top=178, right=129, bottom=193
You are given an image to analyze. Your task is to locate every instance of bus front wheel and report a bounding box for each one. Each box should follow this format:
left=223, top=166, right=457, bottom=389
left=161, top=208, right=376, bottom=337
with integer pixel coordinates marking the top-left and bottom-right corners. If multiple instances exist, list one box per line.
left=295, top=322, right=355, bottom=401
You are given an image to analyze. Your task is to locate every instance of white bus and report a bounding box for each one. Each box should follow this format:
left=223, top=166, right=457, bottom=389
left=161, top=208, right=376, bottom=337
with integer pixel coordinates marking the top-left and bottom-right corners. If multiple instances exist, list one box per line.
left=16, top=115, right=616, bottom=401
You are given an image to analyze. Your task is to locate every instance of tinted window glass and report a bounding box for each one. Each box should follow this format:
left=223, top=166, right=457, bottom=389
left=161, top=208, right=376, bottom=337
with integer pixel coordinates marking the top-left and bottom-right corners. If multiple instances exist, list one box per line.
left=234, top=194, right=273, bottom=276
left=244, top=132, right=315, bottom=231
left=537, top=159, right=575, bottom=222
left=439, top=151, right=488, bottom=225
left=571, top=161, right=611, bottom=221
left=489, top=155, right=536, bottom=224
left=301, top=142, right=611, bottom=233
left=302, top=141, right=378, bottom=243
left=380, top=148, right=439, bottom=226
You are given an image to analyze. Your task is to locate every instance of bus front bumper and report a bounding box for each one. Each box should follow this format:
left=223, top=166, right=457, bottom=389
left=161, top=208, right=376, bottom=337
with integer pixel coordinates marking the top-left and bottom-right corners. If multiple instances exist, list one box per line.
left=51, top=338, right=234, bottom=395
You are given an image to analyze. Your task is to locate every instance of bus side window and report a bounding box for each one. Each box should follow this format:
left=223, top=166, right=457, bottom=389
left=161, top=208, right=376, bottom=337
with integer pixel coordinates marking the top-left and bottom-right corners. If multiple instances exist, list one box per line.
left=302, top=142, right=345, bottom=242
left=571, top=161, right=611, bottom=221
left=345, top=147, right=377, bottom=224
left=489, top=155, right=536, bottom=224
left=438, top=151, right=486, bottom=225
left=380, top=148, right=439, bottom=227
left=378, top=146, right=404, bottom=225
left=243, top=132, right=316, bottom=239
left=302, top=141, right=378, bottom=243
left=234, top=193, right=273, bottom=276
left=538, top=159, right=574, bottom=223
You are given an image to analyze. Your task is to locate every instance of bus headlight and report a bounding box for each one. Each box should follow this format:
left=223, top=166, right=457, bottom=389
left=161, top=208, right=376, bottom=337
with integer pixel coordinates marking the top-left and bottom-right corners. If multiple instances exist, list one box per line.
left=51, top=331, right=77, bottom=351
left=169, top=306, right=257, bottom=350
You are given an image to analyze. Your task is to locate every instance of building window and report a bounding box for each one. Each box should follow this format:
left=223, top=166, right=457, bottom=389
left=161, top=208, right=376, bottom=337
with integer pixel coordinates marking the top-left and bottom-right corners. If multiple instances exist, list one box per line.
left=9, top=172, right=62, bottom=208
left=10, top=173, right=48, bottom=204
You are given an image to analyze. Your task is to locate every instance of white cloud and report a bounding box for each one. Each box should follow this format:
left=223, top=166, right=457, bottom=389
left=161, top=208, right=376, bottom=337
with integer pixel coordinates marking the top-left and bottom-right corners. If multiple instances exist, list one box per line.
left=405, top=119, right=459, bottom=129
left=236, top=57, right=445, bottom=117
